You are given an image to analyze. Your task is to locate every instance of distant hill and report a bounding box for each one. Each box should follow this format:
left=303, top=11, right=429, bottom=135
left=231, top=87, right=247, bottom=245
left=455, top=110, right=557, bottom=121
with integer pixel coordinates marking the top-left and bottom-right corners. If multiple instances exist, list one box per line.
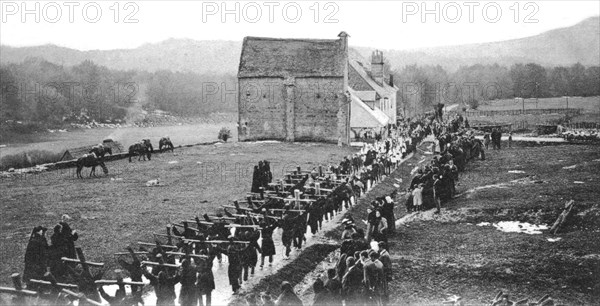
left=356, top=16, right=600, bottom=71
left=0, top=38, right=241, bottom=75
left=1, top=16, right=598, bottom=73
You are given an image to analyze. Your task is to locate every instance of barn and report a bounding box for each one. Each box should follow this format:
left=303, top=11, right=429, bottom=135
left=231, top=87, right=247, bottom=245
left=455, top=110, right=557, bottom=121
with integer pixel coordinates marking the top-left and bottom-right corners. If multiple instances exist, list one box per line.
left=237, top=32, right=397, bottom=145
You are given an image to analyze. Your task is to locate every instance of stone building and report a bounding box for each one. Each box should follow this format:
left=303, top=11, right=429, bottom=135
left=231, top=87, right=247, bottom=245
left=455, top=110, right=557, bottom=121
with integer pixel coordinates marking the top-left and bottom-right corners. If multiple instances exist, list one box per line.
left=237, top=32, right=397, bottom=145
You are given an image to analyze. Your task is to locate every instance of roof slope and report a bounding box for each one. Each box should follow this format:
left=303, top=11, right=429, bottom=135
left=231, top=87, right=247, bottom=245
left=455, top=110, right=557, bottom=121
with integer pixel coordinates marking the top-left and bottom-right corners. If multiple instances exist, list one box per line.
left=349, top=89, right=389, bottom=128
left=238, top=37, right=344, bottom=78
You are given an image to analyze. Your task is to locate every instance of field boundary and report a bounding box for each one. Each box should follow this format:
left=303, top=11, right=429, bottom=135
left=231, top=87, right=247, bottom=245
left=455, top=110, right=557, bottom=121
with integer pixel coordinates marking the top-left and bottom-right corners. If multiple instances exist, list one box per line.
left=465, top=108, right=583, bottom=117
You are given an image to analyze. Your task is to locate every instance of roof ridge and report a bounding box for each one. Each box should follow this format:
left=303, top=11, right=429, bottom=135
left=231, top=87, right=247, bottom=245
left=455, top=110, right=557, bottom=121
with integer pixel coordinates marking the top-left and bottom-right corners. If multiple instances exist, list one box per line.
left=244, top=36, right=340, bottom=43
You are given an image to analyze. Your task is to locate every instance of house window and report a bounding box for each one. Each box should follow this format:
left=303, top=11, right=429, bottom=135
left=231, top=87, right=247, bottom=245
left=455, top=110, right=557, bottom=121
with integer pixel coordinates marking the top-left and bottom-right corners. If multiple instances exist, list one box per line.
left=384, top=97, right=389, bottom=110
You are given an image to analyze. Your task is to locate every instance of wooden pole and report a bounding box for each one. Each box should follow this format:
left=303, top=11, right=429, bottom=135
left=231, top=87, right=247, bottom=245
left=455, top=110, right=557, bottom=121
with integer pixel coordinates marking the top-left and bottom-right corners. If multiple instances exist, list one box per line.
left=165, top=252, right=208, bottom=259
left=137, top=242, right=178, bottom=249
left=114, top=251, right=150, bottom=256
left=140, top=261, right=180, bottom=268
left=183, top=238, right=249, bottom=244
left=61, top=257, right=105, bottom=267
left=0, top=273, right=37, bottom=297
left=28, top=279, right=78, bottom=289
left=95, top=280, right=146, bottom=286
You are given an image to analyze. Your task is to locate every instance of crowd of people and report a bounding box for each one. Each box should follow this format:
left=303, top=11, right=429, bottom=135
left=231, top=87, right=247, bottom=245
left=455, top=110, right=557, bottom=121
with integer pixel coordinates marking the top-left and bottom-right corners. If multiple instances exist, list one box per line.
left=404, top=114, right=484, bottom=213
left=16, top=112, right=490, bottom=306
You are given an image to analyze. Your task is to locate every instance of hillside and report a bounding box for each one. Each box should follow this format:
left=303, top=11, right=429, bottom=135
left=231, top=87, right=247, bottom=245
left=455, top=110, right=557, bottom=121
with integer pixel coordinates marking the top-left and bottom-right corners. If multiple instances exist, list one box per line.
left=355, top=16, right=600, bottom=71
left=1, top=17, right=598, bottom=73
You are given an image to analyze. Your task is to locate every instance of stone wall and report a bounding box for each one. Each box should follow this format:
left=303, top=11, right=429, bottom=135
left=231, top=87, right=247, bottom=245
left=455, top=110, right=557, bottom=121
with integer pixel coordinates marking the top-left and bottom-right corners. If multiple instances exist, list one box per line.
left=238, top=77, right=349, bottom=144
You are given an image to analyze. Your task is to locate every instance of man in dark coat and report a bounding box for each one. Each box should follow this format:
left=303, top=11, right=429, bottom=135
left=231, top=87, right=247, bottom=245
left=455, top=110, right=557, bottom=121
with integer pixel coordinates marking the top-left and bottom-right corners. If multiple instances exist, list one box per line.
left=324, top=268, right=342, bottom=306
left=196, top=253, right=215, bottom=306
left=142, top=266, right=180, bottom=306
left=342, top=257, right=364, bottom=306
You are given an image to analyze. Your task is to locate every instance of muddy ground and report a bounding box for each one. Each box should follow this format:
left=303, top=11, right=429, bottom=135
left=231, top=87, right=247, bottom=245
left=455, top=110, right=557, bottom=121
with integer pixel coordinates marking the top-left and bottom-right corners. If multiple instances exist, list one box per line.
left=324, top=143, right=600, bottom=305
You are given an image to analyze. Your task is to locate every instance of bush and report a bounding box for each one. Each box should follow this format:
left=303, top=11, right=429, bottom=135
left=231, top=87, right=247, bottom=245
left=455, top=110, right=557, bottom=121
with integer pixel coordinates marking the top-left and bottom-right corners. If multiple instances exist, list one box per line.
left=0, top=150, right=62, bottom=171
left=468, top=98, right=480, bottom=110
left=218, top=127, right=231, bottom=142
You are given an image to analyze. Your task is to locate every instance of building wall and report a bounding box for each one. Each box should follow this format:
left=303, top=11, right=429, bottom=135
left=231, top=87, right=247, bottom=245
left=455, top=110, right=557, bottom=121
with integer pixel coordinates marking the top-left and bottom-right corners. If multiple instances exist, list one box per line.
left=238, top=77, right=348, bottom=143
left=238, top=77, right=286, bottom=141
left=293, top=77, right=345, bottom=142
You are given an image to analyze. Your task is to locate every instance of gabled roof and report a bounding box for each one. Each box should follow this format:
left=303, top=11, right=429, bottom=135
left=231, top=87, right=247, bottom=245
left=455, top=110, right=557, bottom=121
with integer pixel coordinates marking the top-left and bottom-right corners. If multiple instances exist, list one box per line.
left=349, top=89, right=390, bottom=128
left=349, top=59, right=397, bottom=97
left=238, top=36, right=345, bottom=78
left=348, top=48, right=398, bottom=94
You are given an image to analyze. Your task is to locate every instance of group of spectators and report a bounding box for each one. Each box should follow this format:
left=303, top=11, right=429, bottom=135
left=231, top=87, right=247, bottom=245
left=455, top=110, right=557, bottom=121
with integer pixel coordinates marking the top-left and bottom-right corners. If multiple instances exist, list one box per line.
left=404, top=115, right=485, bottom=213
left=23, top=215, right=79, bottom=288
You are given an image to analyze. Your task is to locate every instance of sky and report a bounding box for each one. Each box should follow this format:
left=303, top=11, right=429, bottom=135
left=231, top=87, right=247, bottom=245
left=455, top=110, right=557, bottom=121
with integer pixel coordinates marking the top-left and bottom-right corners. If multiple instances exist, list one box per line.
left=1, top=1, right=599, bottom=51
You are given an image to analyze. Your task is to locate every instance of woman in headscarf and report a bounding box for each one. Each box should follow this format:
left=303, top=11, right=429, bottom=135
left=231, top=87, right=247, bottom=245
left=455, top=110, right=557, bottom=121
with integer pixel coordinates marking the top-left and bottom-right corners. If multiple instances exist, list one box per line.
left=23, top=226, right=49, bottom=287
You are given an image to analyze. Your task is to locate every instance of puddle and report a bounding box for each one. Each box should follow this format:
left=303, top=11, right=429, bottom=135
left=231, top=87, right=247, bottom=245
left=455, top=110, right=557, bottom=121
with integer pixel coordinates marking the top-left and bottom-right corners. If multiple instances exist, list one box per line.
left=562, top=165, right=577, bottom=169
left=478, top=221, right=548, bottom=234
left=574, top=181, right=584, bottom=184
left=168, top=161, right=179, bottom=164
left=508, top=170, right=525, bottom=174
left=547, top=238, right=562, bottom=242
left=145, top=179, right=160, bottom=187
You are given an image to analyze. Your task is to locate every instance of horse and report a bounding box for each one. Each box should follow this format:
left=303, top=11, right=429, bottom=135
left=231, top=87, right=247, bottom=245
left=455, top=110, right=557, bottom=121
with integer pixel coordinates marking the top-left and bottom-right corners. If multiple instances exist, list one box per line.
left=159, top=136, right=174, bottom=153
left=128, top=139, right=153, bottom=162
left=76, top=146, right=113, bottom=178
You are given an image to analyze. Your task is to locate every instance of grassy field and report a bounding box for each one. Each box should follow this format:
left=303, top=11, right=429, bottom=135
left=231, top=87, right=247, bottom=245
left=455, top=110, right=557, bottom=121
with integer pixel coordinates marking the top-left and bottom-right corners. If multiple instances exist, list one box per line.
left=0, top=122, right=237, bottom=158
left=0, top=141, right=356, bottom=288
left=478, top=96, right=600, bottom=112
left=327, top=143, right=600, bottom=305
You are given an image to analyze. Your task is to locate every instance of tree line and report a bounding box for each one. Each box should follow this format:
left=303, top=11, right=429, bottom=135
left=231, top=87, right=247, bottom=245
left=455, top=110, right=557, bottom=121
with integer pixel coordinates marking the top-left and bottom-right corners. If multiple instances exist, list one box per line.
left=393, top=62, right=599, bottom=112
left=0, top=57, right=236, bottom=130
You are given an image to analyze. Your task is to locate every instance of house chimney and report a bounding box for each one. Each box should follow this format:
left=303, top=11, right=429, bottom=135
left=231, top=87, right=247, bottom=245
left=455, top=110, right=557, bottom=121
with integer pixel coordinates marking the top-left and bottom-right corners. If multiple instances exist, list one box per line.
left=371, top=50, right=384, bottom=85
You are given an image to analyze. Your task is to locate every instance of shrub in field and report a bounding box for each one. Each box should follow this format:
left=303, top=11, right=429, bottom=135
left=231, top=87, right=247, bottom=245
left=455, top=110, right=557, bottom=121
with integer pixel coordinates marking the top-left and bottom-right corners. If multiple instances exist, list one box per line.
left=0, top=150, right=62, bottom=171
left=218, top=127, right=231, bottom=142
left=468, top=98, right=480, bottom=110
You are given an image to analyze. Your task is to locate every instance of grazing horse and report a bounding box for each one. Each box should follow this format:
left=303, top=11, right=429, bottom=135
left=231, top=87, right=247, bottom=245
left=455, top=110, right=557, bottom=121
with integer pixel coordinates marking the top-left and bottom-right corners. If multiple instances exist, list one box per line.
left=128, top=139, right=152, bottom=162
left=88, top=145, right=113, bottom=173
left=159, top=136, right=174, bottom=153
left=76, top=146, right=113, bottom=178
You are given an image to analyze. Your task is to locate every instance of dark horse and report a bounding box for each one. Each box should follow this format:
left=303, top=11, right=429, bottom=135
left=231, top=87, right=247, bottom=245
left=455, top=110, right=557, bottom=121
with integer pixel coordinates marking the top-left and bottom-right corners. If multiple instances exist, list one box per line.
left=159, top=136, right=174, bottom=153
left=129, top=139, right=153, bottom=162
left=76, top=146, right=113, bottom=178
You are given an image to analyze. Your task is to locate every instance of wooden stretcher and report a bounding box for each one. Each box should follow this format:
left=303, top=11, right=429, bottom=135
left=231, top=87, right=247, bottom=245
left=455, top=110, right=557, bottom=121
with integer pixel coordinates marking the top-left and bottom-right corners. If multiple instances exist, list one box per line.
left=136, top=242, right=178, bottom=249
left=95, top=280, right=146, bottom=286
left=182, top=238, right=249, bottom=244
left=140, top=261, right=180, bottom=268
left=28, top=279, right=78, bottom=289
left=61, top=257, right=104, bottom=267
left=164, top=251, right=208, bottom=259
